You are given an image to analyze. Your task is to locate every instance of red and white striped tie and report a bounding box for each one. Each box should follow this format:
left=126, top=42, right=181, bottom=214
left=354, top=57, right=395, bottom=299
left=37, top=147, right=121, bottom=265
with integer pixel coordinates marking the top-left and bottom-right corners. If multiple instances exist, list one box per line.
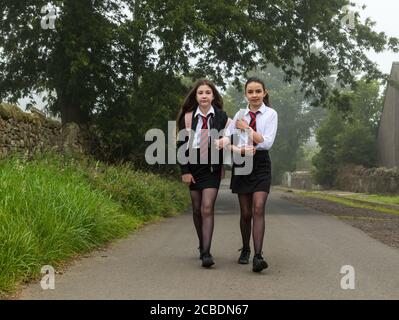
left=200, top=114, right=211, bottom=161
left=248, top=111, right=260, bottom=146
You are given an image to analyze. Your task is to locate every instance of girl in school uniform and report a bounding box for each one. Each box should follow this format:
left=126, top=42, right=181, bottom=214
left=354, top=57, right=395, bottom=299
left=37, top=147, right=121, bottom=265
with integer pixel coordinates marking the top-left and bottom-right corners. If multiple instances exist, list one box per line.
left=176, top=79, right=229, bottom=268
left=224, top=77, right=278, bottom=272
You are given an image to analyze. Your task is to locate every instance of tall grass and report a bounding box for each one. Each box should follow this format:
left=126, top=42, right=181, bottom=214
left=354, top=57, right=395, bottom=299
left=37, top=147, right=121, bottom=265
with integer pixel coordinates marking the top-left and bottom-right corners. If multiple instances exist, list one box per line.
left=0, top=154, right=189, bottom=296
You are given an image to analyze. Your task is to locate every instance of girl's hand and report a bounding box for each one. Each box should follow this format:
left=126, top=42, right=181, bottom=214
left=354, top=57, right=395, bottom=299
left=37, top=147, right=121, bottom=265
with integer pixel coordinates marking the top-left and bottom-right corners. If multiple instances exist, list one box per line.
left=214, top=137, right=230, bottom=150
left=241, top=146, right=256, bottom=156
left=236, top=119, right=249, bottom=130
left=182, top=174, right=195, bottom=185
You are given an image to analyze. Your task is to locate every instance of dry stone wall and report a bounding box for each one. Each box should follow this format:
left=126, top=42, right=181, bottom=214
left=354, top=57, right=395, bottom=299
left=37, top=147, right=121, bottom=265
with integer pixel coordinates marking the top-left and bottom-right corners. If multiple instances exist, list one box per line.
left=0, top=103, right=89, bottom=158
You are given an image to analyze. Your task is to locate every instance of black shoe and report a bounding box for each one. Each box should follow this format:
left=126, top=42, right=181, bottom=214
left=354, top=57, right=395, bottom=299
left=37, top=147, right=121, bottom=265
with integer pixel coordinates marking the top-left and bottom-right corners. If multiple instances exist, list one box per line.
left=252, top=255, right=268, bottom=272
left=238, top=247, right=251, bottom=264
left=198, top=247, right=204, bottom=260
left=201, top=253, right=215, bottom=268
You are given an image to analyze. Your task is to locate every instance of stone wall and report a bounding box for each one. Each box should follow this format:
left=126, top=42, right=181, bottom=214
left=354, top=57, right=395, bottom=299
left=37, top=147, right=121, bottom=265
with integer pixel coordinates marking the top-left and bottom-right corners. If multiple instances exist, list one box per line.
left=0, top=103, right=89, bottom=158
left=335, top=165, right=399, bottom=194
left=282, top=171, right=320, bottom=190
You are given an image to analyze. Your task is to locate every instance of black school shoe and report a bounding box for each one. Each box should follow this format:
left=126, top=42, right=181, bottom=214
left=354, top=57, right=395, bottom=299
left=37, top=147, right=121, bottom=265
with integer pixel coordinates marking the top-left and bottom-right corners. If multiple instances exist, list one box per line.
left=198, top=247, right=204, bottom=260
left=252, top=254, right=268, bottom=272
left=238, top=247, right=251, bottom=264
left=201, top=253, right=215, bottom=268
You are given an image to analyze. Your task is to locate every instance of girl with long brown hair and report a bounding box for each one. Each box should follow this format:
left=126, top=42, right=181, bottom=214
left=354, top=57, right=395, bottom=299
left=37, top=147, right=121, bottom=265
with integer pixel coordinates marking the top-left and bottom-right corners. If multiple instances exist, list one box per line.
left=176, top=79, right=228, bottom=268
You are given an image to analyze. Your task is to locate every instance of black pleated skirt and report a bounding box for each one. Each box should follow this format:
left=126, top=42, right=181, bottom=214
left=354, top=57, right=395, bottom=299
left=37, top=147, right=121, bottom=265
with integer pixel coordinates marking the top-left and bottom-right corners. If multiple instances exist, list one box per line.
left=188, top=149, right=222, bottom=191
left=230, top=150, right=272, bottom=194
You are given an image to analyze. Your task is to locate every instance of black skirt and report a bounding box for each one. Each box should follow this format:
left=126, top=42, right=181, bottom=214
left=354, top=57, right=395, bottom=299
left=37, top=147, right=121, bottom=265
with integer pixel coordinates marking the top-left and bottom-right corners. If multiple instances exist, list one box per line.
left=230, top=150, right=271, bottom=194
left=188, top=149, right=222, bottom=191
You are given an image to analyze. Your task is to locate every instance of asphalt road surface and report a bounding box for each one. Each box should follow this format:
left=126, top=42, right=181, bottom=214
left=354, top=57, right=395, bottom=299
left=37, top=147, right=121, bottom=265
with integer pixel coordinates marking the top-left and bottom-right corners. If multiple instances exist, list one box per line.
left=20, top=180, right=399, bottom=300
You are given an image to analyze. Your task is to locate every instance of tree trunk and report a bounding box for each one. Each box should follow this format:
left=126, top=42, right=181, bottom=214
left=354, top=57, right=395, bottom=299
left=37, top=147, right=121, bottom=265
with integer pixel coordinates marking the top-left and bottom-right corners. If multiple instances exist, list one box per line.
left=58, top=96, right=89, bottom=125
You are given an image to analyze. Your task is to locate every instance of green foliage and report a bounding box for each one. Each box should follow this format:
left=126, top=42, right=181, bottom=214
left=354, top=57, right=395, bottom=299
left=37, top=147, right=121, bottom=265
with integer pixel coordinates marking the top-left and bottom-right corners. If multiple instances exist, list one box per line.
left=296, top=141, right=320, bottom=171
left=91, top=71, right=188, bottom=166
left=0, top=1, right=123, bottom=123
left=312, top=112, right=345, bottom=186
left=335, top=122, right=377, bottom=166
left=1, top=1, right=397, bottom=169
left=0, top=153, right=190, bottom=296
left=0, top=0, right=397, bottom=127
left=82, top=158, right=190, bottom=219
left=312, top=79, right=383, bottom=187
left=0, top=154, right=130, bottom=294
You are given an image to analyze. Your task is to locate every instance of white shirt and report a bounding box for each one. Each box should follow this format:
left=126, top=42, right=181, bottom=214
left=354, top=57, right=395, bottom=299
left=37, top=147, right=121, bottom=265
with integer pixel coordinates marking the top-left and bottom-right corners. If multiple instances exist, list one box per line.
left=225, top=103, right=278, bottom=150
left=192, top=106, right=215, bottom=149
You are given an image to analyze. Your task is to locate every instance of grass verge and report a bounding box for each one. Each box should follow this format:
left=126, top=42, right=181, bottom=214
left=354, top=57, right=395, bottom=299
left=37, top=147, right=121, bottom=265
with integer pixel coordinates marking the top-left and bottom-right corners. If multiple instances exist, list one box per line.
left=339, top=194, right=399, bottom=207
left=297, top=192, right=399, bottom=216
left=0, top=153, right=190, bottom=297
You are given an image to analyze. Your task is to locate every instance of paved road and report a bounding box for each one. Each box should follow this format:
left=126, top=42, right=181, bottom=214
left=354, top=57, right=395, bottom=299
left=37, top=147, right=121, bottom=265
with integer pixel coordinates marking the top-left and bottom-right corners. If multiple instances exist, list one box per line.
left=20, top=181, right=399, bottom=299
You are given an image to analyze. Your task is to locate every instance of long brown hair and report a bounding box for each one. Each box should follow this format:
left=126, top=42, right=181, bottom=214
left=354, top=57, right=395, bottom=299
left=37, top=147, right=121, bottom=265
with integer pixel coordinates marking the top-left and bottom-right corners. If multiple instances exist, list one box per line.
left=177, top=79, right=224, bottom=125
left=245, top=77, right=271, bottom=107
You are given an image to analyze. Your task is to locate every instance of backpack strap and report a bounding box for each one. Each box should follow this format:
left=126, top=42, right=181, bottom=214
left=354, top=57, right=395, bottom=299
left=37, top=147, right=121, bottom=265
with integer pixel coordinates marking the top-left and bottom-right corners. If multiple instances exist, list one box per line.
left=183, top=112, right=194, bottom=150
left=184, top=112, right=193, bottom=131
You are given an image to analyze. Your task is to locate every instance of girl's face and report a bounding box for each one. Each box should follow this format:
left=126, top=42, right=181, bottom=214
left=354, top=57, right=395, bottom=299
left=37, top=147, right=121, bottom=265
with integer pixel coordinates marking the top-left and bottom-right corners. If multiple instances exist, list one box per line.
left=196, top=85, right=214, bottom=108
left=245, top=82, right=267, bottom=108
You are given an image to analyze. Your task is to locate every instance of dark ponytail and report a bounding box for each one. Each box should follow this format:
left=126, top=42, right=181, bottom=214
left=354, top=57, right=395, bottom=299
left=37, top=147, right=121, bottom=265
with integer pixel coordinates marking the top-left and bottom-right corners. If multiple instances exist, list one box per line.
left=245, top=77, right=270, bottom=107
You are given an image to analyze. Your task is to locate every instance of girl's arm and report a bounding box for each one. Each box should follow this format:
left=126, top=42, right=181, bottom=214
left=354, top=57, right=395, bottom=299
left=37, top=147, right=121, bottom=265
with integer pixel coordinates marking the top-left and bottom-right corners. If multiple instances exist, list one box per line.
left=261, top=111, right=278, bottom=150
left=229, top=144, right=256, bottom=155
left=214, top=136, right=230, bottom=150
left=235, top=119, right=264, bottom=145
left=256, top=111, right=278, bottom=150
left=214, top=112, right=236, bottom=150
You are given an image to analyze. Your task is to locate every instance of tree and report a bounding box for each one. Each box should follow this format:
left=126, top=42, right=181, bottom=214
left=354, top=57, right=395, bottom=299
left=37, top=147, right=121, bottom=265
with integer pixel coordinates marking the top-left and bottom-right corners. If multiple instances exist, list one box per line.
left=296, top=139, right=320, bottom=171
left=312, top=111, right=345, bottom=186
left=91, top=70, right=187, bottom=165
left=0, top=1, right=125, bottom=124
left=0, top=0, right=397, bottom=126
left=312, top=79, right=383, bottom=187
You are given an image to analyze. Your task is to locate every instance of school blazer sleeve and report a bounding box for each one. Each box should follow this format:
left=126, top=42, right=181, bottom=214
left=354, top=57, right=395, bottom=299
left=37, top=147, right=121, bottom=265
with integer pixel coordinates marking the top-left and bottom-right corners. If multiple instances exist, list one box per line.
left=176, top=115, right=191, bottom=175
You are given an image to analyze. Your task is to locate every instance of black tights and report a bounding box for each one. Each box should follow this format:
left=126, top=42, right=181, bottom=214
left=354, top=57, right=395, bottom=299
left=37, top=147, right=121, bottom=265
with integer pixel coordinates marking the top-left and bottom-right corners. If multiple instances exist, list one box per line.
left=238, top=192, right=269, bottom=255
left=190, top=188, right=219, bottom=254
